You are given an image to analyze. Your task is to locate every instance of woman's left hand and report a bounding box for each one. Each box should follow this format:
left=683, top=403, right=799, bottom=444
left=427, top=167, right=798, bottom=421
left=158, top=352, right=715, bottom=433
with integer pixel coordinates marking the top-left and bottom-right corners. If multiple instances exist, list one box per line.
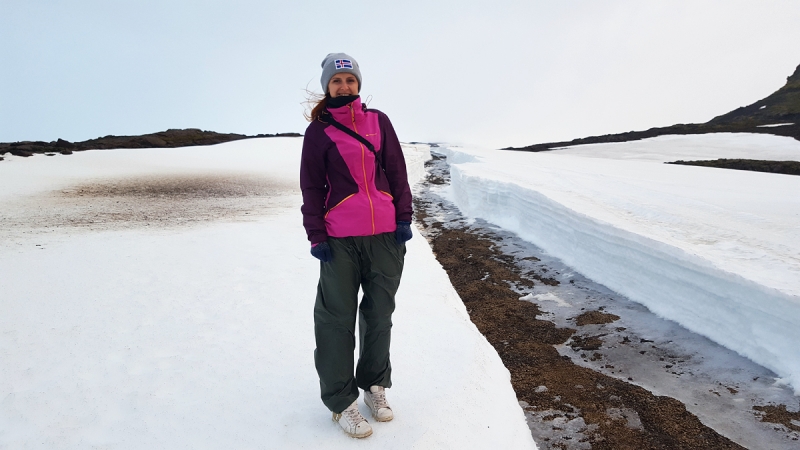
left=395, top=221, right=412, bottom=245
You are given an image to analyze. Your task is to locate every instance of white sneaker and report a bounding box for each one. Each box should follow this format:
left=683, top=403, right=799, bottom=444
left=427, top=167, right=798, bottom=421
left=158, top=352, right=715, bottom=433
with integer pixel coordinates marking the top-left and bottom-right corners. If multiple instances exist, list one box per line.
left=332, top=400, right=372, bottom=438
left=364, top=386, right=393, bottom=422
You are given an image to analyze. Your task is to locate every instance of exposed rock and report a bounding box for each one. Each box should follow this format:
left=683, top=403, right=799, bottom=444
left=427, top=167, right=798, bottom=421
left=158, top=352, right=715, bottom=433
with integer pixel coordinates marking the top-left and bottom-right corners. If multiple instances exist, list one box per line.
left=9, top=148, right=34, bottom=157
left=54, top=138, right=75, bottom=148
left=667, top=159, right=800, bottom=176
left=143, top=136, right=168, bottom=147
left=0, top=129, right=303, bottom=157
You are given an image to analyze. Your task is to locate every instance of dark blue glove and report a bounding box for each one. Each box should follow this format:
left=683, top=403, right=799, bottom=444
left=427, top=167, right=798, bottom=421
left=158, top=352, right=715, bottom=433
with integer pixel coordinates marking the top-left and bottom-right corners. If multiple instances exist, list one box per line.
left=310, top=241, right=332, bottom=262
left=395, top=221, right=412, bottom=245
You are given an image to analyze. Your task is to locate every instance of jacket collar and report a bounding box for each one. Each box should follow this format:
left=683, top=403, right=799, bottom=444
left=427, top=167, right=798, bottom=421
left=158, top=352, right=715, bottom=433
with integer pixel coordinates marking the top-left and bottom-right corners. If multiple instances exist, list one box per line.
left=327, top=96, right=364, bottom=123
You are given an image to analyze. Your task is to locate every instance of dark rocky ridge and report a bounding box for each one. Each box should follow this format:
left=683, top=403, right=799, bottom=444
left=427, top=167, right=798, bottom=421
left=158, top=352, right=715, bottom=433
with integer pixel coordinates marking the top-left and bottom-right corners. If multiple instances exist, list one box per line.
left=506, top=62, right=800, bottom=152
left=0, top=128, right=302, bottom=158
left=667, top=159, right=800, bottom=176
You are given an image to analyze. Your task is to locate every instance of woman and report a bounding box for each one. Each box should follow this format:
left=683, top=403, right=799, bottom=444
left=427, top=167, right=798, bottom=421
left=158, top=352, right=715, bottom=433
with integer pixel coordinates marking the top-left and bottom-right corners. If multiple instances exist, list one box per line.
left=300, top=53, right=413, bottom=439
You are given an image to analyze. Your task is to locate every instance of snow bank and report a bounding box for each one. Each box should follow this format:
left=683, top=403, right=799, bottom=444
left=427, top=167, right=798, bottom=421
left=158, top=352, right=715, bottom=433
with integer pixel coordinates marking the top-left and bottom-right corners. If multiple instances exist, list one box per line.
left=0, top=138, right=535, bottom=449
left=401, top=143, right=432, bottom=184
left=439, top=133, right=800, bottom=394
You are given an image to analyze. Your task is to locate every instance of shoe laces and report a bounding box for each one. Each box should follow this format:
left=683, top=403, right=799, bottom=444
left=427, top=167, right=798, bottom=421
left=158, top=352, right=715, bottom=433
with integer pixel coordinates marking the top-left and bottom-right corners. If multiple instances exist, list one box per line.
left=343, top=404, right=367, bottom=425
left=369, top=388, right=389, bottom=410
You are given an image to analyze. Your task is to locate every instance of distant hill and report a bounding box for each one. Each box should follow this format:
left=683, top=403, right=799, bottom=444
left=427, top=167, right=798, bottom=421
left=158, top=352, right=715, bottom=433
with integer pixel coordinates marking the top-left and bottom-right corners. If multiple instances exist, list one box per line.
left=506, top=63, right=800, bottom=152
left=0, top=129, right=302, bottom=158
left=709, top=63, right=800, bottom=125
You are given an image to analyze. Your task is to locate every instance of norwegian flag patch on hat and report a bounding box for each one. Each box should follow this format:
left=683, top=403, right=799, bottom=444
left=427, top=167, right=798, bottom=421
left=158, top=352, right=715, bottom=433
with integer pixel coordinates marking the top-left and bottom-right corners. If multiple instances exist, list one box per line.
left=335, top=59, right=353, bottom=70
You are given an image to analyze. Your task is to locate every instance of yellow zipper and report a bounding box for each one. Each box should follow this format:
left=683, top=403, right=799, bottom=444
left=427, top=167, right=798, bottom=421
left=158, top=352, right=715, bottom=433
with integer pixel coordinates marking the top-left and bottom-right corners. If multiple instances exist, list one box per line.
left=350, top=104, right=375, bottom=234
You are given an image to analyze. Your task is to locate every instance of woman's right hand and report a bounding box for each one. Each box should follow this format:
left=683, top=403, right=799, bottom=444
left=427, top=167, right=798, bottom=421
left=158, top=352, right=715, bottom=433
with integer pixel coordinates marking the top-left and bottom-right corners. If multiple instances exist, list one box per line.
left=310, top=241, right=332, bottom=263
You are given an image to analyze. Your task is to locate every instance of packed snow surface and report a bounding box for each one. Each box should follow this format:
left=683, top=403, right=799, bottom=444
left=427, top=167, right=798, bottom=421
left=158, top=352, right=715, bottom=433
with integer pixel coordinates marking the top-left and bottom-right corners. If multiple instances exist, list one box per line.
left=0, top=139, right=537, bottom=449
left=439, top=133, right=800, bottom=394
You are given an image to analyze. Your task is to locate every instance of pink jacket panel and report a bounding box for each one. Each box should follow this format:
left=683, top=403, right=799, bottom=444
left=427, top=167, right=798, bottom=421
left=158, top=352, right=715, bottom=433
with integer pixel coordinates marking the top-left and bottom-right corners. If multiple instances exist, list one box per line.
left=323, top=99, right=396, bottom=238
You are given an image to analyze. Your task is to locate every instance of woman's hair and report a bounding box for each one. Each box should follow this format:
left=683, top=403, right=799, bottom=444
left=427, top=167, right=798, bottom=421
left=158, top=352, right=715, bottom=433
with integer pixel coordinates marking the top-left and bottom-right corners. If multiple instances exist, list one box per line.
left=304, top=91, right=331, bottom=122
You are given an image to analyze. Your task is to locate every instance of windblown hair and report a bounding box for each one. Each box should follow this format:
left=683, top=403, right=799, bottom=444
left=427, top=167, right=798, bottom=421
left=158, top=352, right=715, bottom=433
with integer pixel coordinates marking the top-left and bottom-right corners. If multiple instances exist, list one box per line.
left=304, top=91, right=331, bottom=122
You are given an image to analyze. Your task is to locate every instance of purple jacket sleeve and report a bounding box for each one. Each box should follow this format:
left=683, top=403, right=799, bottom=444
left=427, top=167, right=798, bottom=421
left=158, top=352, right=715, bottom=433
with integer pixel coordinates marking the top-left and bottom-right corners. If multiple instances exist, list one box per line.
left=299, top=123, right=329, bottom=244
left=378, top=112, right=413, bottom=223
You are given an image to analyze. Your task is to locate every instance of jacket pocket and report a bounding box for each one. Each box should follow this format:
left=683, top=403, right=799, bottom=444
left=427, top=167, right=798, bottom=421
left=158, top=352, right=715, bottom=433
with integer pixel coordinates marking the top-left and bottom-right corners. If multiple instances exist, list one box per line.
left=325, top=194, right=355, bottom=218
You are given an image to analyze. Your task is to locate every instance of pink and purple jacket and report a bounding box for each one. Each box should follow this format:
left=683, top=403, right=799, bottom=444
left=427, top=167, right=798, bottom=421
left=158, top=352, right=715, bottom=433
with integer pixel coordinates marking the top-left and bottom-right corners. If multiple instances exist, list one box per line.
left=300, top=97, right=413, bottom=245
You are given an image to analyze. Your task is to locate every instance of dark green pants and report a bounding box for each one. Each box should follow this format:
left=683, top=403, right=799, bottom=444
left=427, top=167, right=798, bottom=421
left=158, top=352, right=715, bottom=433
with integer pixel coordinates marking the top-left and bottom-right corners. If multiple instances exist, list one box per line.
left=314, top=232, right=405, bottom=413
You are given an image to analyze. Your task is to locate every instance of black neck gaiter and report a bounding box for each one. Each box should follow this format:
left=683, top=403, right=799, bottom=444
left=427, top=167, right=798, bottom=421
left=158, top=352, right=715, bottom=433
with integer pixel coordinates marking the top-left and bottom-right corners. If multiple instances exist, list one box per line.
left=327, top=95, right=359, bottom=109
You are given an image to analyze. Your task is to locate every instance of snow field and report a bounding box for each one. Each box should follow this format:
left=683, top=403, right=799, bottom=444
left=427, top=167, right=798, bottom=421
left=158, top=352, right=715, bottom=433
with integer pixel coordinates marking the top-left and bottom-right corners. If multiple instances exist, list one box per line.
left=0, top=138, right=537, bottom=449
left=439, top=133, right=800, bottom=394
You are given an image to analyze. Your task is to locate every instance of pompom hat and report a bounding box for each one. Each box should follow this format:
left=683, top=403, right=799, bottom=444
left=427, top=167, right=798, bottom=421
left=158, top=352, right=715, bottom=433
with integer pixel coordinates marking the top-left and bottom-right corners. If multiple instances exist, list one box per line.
left=320, top=53, right=362, bottom=94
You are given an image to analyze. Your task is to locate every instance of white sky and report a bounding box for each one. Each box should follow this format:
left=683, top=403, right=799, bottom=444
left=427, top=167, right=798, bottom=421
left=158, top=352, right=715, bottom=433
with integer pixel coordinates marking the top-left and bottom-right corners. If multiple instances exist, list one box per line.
left=2, top=0, right=800, bottom=148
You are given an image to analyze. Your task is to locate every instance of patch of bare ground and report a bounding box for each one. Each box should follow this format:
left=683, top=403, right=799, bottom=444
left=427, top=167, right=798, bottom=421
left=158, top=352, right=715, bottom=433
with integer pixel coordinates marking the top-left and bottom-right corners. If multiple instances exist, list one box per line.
left=754, top=405, right=800, bottom=432
left=574, top=311, right=621, bottom=327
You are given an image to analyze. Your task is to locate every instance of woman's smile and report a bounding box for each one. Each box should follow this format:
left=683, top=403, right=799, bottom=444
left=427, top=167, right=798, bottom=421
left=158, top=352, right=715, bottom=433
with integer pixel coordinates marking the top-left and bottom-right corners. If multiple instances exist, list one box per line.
left=328, top=73, right=360, bottom=98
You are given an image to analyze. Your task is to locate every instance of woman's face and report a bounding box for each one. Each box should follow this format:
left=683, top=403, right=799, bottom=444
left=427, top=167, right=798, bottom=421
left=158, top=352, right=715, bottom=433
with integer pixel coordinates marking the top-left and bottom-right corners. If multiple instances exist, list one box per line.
left=328, top=73, right=359, bottom=98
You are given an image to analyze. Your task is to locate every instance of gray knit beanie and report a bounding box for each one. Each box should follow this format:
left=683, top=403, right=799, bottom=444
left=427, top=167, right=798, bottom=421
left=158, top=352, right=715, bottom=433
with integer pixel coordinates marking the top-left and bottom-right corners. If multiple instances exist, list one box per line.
left=320, top=53, right=362, bottom=94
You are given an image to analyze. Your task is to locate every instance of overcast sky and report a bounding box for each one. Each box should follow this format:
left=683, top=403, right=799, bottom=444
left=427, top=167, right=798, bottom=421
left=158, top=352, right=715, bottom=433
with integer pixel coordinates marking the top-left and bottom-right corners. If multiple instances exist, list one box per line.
left=2, top=0, right=800, bottom=149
